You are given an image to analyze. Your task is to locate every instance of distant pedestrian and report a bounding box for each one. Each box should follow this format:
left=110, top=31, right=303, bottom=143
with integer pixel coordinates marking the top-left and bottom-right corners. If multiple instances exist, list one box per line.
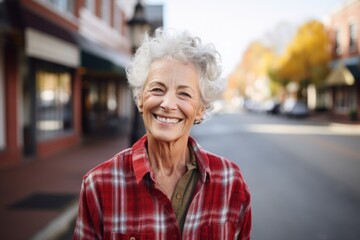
left=73, top=28, right=251, bottom=240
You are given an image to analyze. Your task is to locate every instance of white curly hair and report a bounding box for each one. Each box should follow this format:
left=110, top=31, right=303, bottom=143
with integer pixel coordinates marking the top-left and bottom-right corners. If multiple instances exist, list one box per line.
left=126, top=28, right=225, bottom=122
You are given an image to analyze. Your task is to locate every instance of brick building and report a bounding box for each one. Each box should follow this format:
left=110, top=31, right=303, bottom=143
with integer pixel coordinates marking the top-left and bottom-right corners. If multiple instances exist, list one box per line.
left=0, top=0, right=140, bottom=166
left=319, top=0, right=360, bottom=121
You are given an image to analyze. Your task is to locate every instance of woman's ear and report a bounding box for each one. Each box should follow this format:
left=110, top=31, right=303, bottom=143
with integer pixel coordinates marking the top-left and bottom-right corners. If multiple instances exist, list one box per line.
left=194, top=103, right=206, bottom=123
left=137, top=95, right=143, bottom=114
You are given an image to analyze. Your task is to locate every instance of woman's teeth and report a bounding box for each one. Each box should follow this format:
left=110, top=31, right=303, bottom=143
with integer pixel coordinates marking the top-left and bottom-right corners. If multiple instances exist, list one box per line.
left=156, top=116, right=180, bottom=124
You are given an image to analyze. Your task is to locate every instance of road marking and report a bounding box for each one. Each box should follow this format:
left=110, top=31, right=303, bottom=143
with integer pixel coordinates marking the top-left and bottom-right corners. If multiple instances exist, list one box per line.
left=245, top=124, right=360, bottom=135
left=193, top=124, right=360, bottom=136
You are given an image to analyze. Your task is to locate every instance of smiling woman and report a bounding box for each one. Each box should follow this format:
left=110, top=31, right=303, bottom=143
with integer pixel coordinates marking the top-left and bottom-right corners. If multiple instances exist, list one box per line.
left=138, top=57, right=204, bottom=143
left=74, top=28, right=252, bottom=240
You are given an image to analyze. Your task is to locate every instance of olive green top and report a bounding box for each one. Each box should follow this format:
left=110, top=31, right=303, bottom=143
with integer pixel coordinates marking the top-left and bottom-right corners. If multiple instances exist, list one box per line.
left=171, top=149, right=198, bottom=234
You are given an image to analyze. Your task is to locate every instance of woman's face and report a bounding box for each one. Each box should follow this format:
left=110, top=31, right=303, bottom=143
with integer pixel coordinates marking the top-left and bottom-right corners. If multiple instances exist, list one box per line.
left=138, top=57, right=205, bottom=143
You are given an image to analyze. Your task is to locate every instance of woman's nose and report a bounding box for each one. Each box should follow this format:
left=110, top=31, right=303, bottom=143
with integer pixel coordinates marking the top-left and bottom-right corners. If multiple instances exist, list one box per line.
left=160, top=92, right=177, bottom=111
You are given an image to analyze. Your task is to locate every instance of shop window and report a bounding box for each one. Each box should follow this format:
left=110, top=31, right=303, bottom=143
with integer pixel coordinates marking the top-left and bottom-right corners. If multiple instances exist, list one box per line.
left=36, top=70, right=73, bottom=141
left=334, top=87, right=356, bottom=114
left=316, top=89, right=332, bottom=110
left=107, top=82, right=117, bottom=112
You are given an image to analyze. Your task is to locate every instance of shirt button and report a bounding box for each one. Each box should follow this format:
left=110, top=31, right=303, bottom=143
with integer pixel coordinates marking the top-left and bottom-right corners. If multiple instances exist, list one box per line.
left=129, top=237, right=136, bottom=240
left=176, top=193, right=182, bottom=199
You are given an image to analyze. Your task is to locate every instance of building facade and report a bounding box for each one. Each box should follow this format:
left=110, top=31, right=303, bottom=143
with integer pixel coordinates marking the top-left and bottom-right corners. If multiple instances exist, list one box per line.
left=320, top=0, right=360, bottom=121
left=0, top=0, right=138, bottom=167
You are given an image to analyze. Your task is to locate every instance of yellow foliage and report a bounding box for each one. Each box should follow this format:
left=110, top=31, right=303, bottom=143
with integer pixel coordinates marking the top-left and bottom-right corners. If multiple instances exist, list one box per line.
left=273, top=20, right=331, bottom=85
left=227, top=41, right=277, bottom=96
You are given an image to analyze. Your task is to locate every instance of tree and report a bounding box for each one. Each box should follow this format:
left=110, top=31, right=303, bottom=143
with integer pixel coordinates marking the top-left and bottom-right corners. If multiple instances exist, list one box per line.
left=226, top=41, right=277, bottom=99
left=271, top=20, right=331, bottom=87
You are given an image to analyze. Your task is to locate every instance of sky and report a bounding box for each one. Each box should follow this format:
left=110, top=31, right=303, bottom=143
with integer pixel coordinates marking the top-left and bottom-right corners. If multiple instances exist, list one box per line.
left=144, top=0, right=345, bottom=77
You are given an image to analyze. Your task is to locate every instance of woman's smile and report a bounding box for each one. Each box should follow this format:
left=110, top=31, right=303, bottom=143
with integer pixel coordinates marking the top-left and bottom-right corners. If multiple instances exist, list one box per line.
left=153, top=114, right=182, bottom=124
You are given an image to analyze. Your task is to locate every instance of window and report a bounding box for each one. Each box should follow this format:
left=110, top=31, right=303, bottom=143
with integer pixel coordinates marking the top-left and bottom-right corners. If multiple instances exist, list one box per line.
left=101, top=0, right=110, bottom=24
left=84, top=0, right=95, bottom=13
left=334, top=86, right=356, bottom=114
left=349, top=22, right=357, bottom=52
left=40, top=0, right=74, bottom=14
left=316, top=88, right=332, bottom=110
left=114, top=3, right=121, bottom=32
left=36, top=0, right=75, bottom=15
left=335, top=29, right=342, bottom=55
left=36, top=68, right=73, bottom=141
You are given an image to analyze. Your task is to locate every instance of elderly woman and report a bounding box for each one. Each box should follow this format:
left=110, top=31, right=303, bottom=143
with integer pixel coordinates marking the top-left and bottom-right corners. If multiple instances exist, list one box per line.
left=74, top=29, right=251, bottom=240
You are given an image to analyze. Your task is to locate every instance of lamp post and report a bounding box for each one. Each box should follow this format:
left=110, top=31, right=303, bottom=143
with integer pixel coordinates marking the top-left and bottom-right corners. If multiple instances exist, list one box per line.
left=127, top=0, right=150, bottom=145
left=127, top=0, right=151, bottom=53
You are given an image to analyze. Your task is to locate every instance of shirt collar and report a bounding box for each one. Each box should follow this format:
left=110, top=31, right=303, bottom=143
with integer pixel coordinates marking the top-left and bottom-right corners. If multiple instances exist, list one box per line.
left=132, top=135, right=152, bottom=184
left=187, top=136, right=210, bottom=183
left=131, top=135, right=211, bottom=184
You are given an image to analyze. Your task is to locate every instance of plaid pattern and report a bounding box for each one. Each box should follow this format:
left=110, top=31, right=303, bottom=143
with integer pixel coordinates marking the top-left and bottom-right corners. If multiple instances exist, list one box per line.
left=74, top=135, right=251, bottom=240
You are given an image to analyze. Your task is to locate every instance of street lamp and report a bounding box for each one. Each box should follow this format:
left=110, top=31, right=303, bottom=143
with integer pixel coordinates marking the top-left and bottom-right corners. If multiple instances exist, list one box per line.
left=127, top=0, right=151, bottom=53
left=127, top=0, right=150, bottom=145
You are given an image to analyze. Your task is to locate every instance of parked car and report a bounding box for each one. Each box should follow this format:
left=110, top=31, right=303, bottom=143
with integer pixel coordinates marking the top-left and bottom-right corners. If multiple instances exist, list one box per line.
left=243, top=99, right=264, bottom=113
left=264, top=100, right=281, bottom=115
left=281, top=99, right=309, bottom=118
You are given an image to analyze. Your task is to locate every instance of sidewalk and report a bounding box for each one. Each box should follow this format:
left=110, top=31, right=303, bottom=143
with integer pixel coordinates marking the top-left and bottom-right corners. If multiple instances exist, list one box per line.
left=0, top=135, right=129, bottom=240
left=308, top=111, right=360, bottom=126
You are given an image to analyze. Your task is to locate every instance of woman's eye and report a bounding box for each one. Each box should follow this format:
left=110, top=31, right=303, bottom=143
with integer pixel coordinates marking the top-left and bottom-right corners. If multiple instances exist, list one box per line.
left=151, top=88, right=163, bottom=93
left=180, top=92, right=191, bottom=98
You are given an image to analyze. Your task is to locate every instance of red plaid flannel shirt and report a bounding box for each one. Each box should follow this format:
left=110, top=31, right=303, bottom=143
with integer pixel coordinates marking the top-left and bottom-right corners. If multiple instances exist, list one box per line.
left=74, top=135, right=251, bottom=240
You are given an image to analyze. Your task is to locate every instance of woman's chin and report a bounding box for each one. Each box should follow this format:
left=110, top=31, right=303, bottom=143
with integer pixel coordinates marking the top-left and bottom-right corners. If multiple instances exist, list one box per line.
left=149, top=131, right=185, bottom=143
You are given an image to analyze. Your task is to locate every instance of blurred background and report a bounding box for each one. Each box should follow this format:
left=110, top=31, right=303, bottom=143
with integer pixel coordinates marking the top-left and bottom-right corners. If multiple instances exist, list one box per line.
left=0, top=0, right=359, bottom=239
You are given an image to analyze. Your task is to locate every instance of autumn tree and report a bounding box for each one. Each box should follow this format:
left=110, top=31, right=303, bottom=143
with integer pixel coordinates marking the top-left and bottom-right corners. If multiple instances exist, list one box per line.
left=270, top=20, right=331, bottom=88
left=226, top=41, right=277, bottom=100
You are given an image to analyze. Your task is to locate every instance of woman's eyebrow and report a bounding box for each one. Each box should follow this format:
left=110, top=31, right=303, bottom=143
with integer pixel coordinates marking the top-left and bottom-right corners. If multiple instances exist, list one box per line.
left=148, top=81, right=165, bottom=88
left=178, top=85, right=195, bottom=91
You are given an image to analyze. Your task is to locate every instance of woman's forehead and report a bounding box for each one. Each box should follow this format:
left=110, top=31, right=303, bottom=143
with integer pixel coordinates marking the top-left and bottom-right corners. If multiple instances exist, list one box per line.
left=148, top=58, right=199, bottom=81
left=147, top=59, right=200, bottom=88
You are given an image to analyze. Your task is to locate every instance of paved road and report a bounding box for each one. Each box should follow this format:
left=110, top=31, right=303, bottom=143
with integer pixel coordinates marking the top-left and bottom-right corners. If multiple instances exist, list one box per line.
left=61, top=112, right=360, bottom=239
left=191, top=112, right=360, bottom=240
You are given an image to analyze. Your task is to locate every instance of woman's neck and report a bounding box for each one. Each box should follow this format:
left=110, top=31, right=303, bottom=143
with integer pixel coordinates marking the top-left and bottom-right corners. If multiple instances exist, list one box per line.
left=147, top=136, right=190, bottom=177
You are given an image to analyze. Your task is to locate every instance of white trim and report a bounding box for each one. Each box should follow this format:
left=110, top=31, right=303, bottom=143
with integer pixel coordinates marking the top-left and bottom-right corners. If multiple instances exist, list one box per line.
left=25, top=28, right=80, bottom=67
left=79, top=8, right=130, bottom=50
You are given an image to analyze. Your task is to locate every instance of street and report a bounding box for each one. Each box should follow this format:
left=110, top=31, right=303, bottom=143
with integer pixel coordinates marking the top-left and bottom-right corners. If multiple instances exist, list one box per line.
left=60, top=111, right=360, bottom=240
left=191, top=111, right=360, bottom=240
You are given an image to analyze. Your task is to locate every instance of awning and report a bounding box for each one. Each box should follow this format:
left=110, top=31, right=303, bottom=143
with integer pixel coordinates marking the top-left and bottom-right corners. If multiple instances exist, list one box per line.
left=16, top=4, right=131, bottom=75
left=323, top=63, right=358, bottom=87
left=26, top=27, right=80, bottom=68
left=74, top=34, right=131, bottom=75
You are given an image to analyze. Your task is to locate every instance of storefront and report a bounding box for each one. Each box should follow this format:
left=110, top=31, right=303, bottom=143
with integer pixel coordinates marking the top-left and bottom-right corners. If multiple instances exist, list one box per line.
left=76, top=35, right=132, bottom=137
left=23, top=27, right=82, bottom=159
left=0, top=1, right=133, bottom=166
left=318, top=60, right=360, bottom=121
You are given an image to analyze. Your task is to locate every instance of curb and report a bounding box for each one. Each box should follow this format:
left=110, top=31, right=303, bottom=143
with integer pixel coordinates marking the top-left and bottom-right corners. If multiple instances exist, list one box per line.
left=30, top=201, right=78, bottom=240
